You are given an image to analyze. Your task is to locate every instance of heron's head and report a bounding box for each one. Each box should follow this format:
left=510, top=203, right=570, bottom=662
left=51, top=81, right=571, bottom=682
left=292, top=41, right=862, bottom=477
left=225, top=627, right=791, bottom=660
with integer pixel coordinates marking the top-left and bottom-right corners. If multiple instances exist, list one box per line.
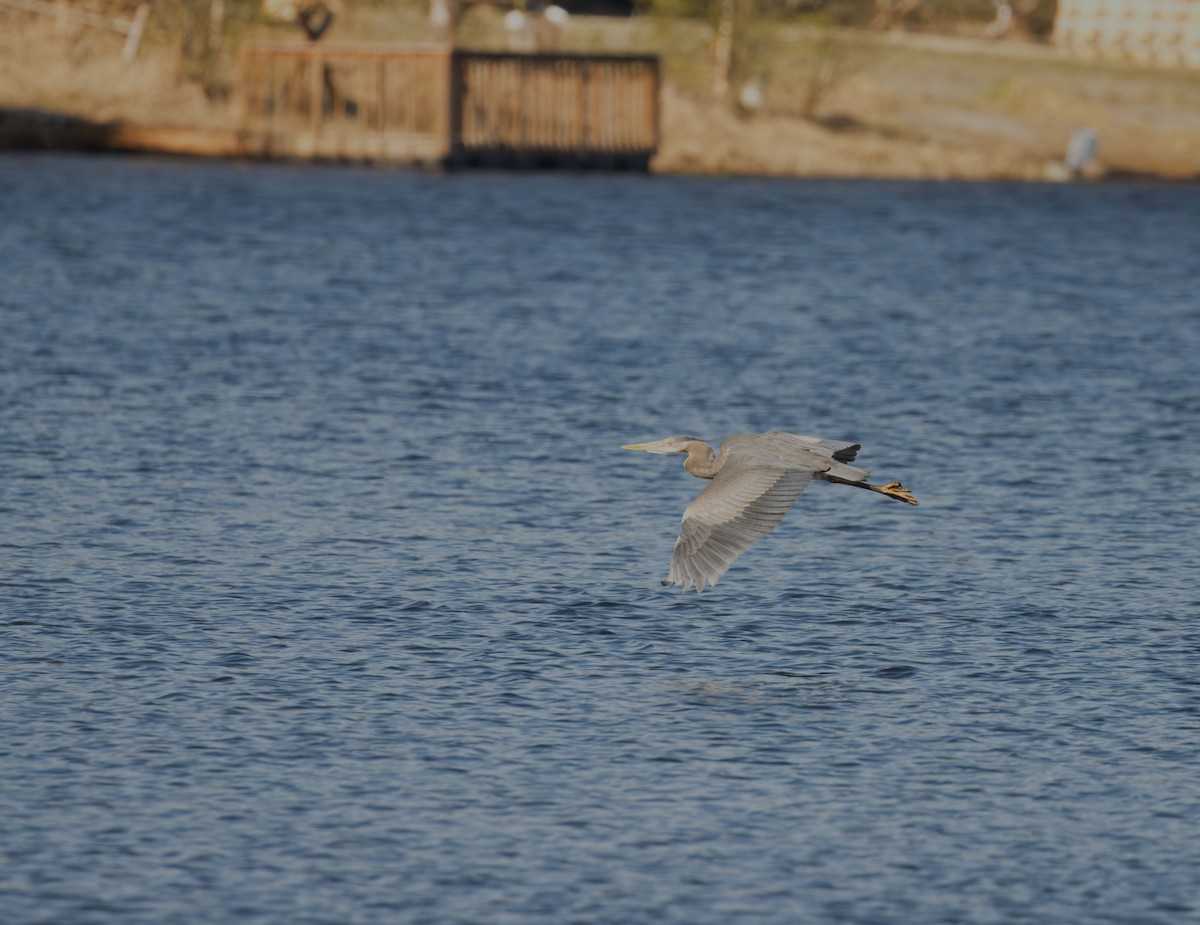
left=621, top=436, right=697, bottom=455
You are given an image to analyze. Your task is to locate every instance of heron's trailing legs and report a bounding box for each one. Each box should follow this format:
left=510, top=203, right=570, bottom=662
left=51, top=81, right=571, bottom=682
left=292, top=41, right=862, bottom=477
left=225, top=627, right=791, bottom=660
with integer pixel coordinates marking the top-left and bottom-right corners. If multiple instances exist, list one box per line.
left=826, top=475, right=918, bottom=505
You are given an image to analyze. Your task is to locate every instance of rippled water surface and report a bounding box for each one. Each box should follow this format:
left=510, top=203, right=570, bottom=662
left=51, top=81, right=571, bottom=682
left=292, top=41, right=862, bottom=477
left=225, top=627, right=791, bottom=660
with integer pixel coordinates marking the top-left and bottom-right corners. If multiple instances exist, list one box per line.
left=2, top=154, right=1199, bottom=924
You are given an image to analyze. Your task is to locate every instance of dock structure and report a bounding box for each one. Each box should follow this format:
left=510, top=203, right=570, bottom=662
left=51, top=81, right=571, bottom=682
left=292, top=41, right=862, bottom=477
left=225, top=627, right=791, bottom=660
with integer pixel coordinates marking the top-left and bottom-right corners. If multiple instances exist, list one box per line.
left=239, top=44, right=660, bottom=169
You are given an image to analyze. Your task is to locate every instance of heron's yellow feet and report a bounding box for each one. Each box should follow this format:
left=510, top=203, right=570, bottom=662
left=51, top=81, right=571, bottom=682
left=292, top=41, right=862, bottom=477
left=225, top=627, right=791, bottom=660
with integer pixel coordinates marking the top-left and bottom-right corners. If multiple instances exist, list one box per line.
left=879, top=481, right=918, bottom=505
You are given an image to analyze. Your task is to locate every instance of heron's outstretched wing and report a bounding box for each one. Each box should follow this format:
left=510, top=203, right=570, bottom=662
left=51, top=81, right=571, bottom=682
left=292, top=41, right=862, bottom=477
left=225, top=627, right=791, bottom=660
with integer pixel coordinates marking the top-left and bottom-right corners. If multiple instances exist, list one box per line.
left=667, top=460, right=814, bottom=593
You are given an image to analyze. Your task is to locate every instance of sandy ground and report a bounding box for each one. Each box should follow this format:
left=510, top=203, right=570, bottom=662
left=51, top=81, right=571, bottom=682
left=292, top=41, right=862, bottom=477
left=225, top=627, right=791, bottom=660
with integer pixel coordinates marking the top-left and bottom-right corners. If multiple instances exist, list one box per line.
left=0, top=17, right=228, bottom=129
left=656, top=82, right=1046, bottom=180
left=653, top=29, right=1200, bottom=180
left=2, top=9, right=1199, bottom=180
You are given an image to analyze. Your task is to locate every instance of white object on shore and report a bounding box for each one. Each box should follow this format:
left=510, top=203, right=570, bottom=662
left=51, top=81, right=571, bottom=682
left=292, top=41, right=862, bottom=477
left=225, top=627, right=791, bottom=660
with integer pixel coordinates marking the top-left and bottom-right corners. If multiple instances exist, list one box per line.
left=1046, top=127, right=1100, bottom=181
left=738, top=76, right=765, bottom=115
left=1065, top=128, right=1098, bottom=175
left=983, top=2, right=1013, bottom=40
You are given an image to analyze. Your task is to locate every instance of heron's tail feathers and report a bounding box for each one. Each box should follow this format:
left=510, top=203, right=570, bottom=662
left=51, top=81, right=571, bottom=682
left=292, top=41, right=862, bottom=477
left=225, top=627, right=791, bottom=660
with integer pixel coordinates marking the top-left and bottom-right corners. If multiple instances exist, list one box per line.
left=825, top=462, right=870, bottom=483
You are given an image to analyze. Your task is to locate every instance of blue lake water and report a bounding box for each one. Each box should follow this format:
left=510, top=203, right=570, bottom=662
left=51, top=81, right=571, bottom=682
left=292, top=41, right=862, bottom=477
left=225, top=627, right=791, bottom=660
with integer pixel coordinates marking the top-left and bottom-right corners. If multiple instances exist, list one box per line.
left=2, top=153, right=1198, bottom=924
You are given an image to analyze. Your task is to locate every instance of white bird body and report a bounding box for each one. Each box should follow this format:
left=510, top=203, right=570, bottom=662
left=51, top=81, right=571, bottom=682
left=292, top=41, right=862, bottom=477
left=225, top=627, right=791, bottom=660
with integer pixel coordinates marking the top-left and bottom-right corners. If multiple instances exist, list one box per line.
left=622, top=431, right=916, bottom=592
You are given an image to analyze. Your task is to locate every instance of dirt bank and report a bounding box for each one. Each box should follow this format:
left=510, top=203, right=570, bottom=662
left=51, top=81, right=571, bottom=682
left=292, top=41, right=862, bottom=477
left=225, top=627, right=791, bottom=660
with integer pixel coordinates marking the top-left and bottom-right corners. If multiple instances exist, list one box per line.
left=3, top=8, right=1198, bottom=181
left=653, top=27, right=1200, bottom=180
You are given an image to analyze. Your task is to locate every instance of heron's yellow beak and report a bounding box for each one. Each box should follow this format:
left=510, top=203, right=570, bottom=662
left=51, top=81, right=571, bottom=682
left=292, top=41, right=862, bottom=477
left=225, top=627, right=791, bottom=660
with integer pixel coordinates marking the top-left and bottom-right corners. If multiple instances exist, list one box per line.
left=621, top=439, right=685, bottom=455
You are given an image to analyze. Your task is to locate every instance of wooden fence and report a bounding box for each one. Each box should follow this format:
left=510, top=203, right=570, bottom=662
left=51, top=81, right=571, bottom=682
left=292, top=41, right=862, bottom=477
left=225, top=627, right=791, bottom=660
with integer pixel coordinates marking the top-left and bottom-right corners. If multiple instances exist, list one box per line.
left=239, top=44, right=660, bottom=168
left=450, top=52, right=659, bottom=166
left=1054, top=0, right=1200, bottom=67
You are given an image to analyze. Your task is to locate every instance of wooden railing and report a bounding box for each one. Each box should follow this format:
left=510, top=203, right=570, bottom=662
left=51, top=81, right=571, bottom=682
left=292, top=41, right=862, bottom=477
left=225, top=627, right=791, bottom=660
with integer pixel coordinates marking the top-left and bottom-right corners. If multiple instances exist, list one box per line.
left=239, top=44, right=659, bottom=168
left=1054, top=0, right=1200, bottom=67
left=240, top=44, right=451, bottom=163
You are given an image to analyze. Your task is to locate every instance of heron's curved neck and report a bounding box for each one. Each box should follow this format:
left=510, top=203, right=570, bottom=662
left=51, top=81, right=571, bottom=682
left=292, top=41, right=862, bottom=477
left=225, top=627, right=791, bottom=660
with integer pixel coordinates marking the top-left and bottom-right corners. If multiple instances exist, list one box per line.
left=683, top=442, right=719, bottom=479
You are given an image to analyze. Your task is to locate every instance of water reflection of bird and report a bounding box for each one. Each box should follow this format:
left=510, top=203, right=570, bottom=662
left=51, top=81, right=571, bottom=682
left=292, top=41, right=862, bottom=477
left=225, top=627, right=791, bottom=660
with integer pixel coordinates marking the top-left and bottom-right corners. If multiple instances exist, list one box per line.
left=622, top=432, right=917, bottom=592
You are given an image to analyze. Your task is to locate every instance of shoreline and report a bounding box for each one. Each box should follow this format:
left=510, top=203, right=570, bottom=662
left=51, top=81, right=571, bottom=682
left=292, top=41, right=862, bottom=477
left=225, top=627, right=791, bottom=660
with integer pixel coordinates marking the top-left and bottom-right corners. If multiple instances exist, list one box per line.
left=3, top=14, right=1199, bottom=183
left=5, top=104, right=1195, bottom=185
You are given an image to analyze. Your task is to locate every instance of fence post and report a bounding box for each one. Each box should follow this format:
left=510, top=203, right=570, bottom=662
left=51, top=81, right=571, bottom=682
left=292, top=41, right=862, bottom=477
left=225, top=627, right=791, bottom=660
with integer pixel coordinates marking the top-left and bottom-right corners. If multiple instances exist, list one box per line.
left=121, top=2, right=150, bottom=61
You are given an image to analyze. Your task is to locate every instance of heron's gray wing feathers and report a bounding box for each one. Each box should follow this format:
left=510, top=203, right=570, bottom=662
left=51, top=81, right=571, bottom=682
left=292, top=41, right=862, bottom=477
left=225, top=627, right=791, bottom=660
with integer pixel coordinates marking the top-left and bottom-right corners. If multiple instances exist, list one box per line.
left=667, top=460, right=814, bottom=593
left=720, top=432, right=869, bottom=483
left=768, top=432, right=861, bottom=463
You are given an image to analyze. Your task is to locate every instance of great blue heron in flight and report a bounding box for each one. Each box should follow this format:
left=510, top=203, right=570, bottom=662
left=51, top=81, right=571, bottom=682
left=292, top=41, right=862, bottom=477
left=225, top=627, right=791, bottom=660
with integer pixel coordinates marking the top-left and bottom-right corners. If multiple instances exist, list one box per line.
left=622, top=432, right=917, bottom=592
